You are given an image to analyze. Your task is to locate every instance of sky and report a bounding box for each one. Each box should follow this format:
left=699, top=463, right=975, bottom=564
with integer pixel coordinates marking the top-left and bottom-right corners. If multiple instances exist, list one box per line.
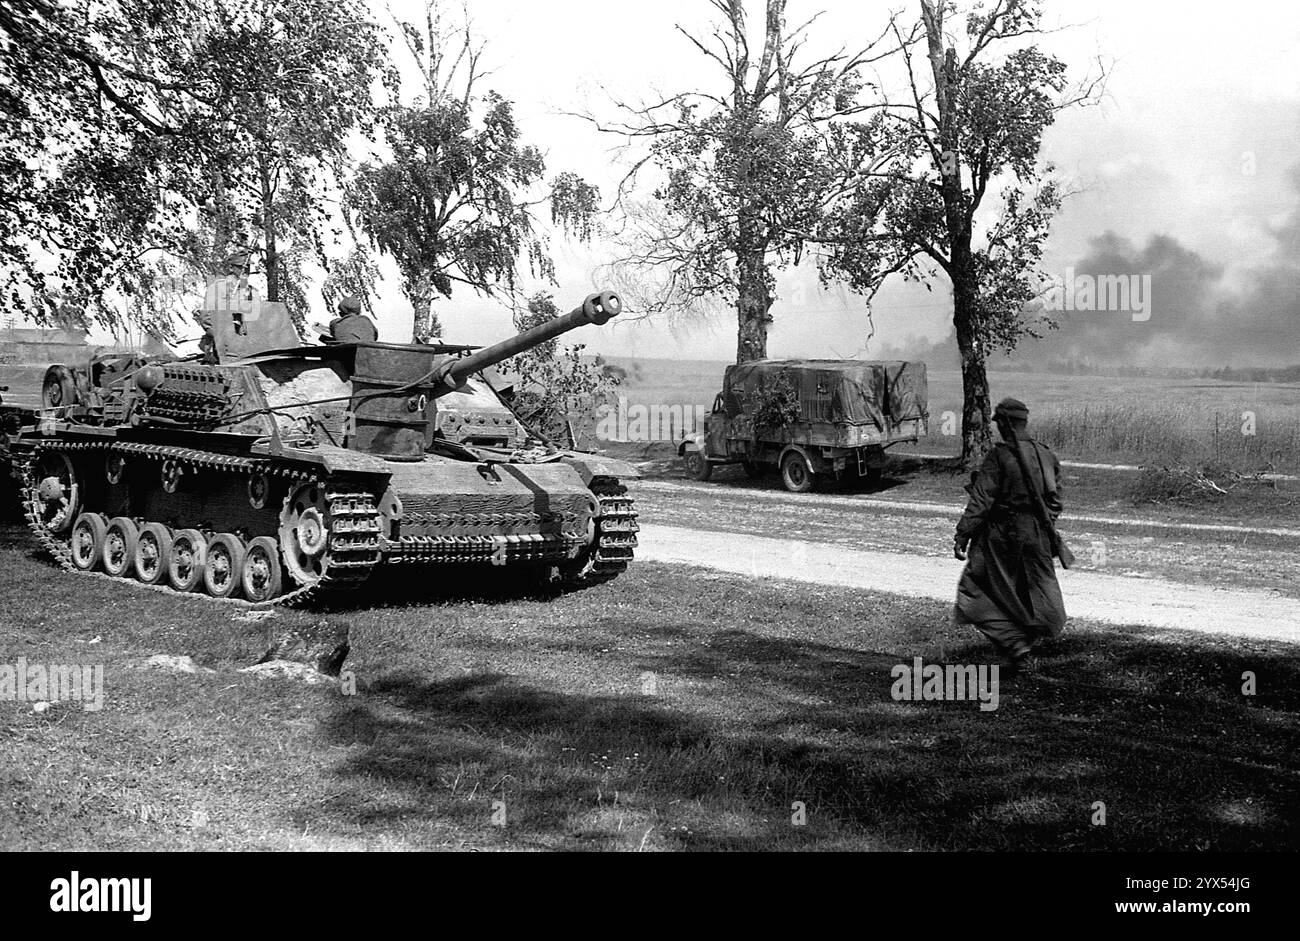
left=362, top=0, right=1300, bottom=365
left=70, top=1, right=1300, bottom=365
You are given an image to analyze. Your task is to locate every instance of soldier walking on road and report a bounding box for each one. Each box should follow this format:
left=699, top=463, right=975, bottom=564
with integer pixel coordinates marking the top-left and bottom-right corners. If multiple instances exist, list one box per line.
left=952, top=397, right=1068, bottom=675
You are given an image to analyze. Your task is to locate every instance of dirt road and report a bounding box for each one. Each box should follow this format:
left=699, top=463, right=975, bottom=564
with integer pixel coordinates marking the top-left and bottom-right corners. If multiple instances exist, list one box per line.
left=635, top=523, right=1300, bottom=642
left=628, top=476, right=1300, bottom=643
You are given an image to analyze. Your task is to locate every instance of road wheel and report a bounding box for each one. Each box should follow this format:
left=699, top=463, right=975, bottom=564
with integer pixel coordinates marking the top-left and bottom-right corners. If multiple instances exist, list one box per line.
left=780, top=451, right=816, bottom=493
left=70, top=512, right=107, bottom=571
left=203, top=532, right=245, bottom=599
left=168, top=528, right=207, bottom=592
left=683, top=450, right=713, bottom=481
left=102, top=517, right=139, bottom=577
left=741, top=460, right=765, bottom=478
left=134, top=523, right=172, bottom=584
left=241, top=536, right=284, bottom=603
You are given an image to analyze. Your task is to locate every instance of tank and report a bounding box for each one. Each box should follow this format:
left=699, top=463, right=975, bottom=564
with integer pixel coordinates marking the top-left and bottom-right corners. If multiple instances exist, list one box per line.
left=10, top=283, right=639, bottom=605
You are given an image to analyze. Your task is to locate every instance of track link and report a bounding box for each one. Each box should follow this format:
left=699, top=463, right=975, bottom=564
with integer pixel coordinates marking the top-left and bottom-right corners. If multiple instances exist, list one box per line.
left=15, top=440, right=380, bottom=607
left=15, top=441, right=638, bottom=602
left=560, top=477, right=638, bottom=588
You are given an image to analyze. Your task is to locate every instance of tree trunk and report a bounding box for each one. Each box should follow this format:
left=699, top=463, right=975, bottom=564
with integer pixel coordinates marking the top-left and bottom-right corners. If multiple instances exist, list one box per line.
left=922, top=1, right=990, bottom=469
left=409, top=276, right=439, bottom=342
left=258, top=158, right=278, bottom=303
left=953, top=270, right=993, bottom=469
left=735, top=245, right=772, bottom=363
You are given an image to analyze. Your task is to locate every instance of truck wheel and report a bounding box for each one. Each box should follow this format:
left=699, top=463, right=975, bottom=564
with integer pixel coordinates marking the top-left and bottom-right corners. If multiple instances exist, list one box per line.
left=683, top=450, right=713, bottom=481
left=741, top=461, right=765, bottom=479
left=41, top=365, right=80, bottom=410
left=780, top=452, right=816, bottom=493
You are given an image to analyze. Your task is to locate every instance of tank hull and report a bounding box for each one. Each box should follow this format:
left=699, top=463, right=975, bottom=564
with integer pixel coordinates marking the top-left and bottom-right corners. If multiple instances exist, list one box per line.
left=13, top=424, right=638, bottom=605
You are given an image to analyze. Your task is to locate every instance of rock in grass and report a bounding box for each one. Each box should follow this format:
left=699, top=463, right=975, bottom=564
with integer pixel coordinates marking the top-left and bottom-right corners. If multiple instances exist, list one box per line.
left=257, top=619, right=350, bottom=677
left=136, top=654, right=215, bottom=674
left=239, top=659, right=333, bottom=685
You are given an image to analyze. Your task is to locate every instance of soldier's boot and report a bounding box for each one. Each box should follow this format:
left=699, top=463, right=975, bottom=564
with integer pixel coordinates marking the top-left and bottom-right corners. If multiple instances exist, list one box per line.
left=1002, top=641, right=1035, bottom=680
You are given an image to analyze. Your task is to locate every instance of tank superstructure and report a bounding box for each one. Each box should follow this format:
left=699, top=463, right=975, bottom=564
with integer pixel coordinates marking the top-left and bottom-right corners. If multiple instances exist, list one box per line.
left=12, top=284, right=638, bottom=604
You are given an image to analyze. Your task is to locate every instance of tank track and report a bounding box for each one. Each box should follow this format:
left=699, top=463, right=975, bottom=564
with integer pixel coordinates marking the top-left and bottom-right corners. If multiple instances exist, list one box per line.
left=14, top=440, right=381, bottom=607
left=13, top=441, right=637, bottom=602
left=560, top=476, right=638, bottom=587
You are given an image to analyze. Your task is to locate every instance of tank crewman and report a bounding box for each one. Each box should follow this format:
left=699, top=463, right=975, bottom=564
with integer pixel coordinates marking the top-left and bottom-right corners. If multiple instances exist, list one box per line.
left=323, top=295, right=378, bottom=344
left=952, top=397, right=1067, bottom=675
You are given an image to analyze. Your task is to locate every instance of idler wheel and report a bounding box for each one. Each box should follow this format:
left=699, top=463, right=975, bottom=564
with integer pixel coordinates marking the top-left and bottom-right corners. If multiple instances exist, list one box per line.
left=70, top=512, right=107, bottom=571
left=203, top=533, right=246, bottom=599
left=168, top=528, right=208, bottom=592
left=102, top=517, right=140, bottom=577
left=32, top=451, right=80, bottom=533
left=134, top=523, right=173, bottom=585
left=280, top=483, right=332, bottom=587
left=241, top=536, right=284, bottom=603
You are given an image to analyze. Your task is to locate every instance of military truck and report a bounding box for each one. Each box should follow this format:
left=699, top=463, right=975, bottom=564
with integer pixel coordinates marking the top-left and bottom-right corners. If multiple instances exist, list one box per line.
left=678, top=359, right=928, bottom=492
left=1, top=328, right=101, bottom=475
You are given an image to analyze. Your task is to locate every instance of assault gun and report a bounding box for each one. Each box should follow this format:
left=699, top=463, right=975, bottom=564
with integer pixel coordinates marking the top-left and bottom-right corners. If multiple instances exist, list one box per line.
left=1004, top=428, right=1076, bottom=569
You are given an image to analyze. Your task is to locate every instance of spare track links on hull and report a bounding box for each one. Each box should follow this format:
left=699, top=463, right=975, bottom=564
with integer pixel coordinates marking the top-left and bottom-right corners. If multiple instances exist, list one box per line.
left=14, top=439, right=382, bottom=607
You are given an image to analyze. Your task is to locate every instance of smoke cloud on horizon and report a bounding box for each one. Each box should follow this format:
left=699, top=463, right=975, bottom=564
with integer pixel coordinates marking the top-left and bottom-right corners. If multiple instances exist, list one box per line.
left=878, top=166, right=1300, bottom=372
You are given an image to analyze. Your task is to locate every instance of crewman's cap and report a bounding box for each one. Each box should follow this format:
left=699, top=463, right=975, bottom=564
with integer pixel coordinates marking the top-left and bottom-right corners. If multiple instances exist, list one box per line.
left=339, top=295, right=362, bottom=315
left=994, top=397, right=1029, bottom=421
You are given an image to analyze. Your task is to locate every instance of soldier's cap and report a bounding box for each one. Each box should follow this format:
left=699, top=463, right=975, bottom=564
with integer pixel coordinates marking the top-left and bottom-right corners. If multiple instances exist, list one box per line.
left=994, top=397, right=1029, bottom=421
left=338, top=295, right=362, bottom=315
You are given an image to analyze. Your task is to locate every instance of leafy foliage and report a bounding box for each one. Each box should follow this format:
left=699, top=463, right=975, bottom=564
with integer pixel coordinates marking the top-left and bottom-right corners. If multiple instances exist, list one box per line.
left=750, top=370, right=801, bottom=432
left=817, top=0, right=1099, bottom=465
left=0, top=0, right=392, bottom=332
left=349, top=2, right=598, bottom=342
left=596, top=0, right=897, bottom=363
left=504, top=292, right=619, bottom=447
left=1, top=0, right=208, bottom=324
left=178, top=0, right=394, bottom=325
left=320, top=246, right=383, bottom=321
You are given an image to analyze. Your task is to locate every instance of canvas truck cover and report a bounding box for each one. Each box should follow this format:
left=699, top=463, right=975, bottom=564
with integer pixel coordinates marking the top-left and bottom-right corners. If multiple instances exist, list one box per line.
left=724, top=360, right=928, bottom=431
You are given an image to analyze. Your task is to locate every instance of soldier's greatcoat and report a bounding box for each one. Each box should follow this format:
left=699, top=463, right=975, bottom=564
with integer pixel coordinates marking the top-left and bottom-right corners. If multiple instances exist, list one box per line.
left=328, top=313, right=378, bottom=344
left=954, top=437, right=1067, bottom=653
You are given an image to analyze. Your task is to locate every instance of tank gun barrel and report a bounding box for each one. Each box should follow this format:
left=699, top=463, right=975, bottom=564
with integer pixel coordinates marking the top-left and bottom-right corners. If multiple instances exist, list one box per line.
left=436, top=291, right=621, bottom=392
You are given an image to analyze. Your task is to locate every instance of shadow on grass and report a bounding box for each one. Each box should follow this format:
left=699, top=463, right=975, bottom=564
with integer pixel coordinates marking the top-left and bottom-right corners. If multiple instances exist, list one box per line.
left=317, top=616, right=1300, bottom=851
left=0, top=520, right=598, bottom=612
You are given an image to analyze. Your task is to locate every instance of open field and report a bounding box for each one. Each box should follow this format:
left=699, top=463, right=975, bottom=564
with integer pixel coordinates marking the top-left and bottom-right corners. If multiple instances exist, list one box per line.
left=1, top=523, right=1297, bottom=852
left=594, top=358, right=1300, bottom=471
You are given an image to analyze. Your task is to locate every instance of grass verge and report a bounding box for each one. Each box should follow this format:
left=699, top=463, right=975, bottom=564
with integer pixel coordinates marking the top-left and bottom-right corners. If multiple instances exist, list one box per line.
left=1, top=529, right=1296, bottom=851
